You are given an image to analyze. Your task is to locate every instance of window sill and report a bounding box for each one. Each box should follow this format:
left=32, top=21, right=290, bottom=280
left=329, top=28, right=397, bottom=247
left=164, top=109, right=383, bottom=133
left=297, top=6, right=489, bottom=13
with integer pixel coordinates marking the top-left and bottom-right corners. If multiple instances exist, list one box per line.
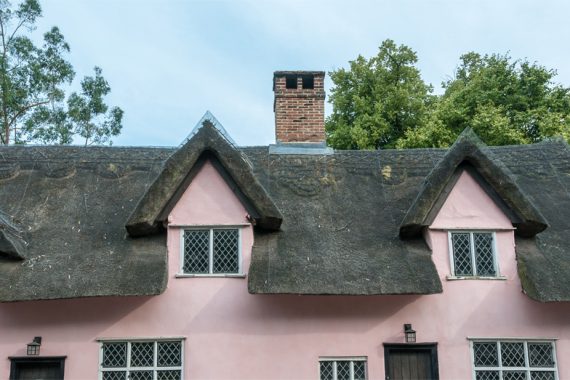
left=175, top=273, right=247, bottom=279
left=446, top=275, right=507, bottom=281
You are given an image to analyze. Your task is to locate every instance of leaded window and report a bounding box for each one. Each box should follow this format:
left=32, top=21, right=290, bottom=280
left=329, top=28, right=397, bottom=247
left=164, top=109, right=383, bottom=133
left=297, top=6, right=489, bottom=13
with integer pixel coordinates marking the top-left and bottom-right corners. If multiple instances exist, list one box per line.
left=472, top=340, right=558, bottom=380
left=100, top=340, right=183, bottom=380
left=450, top=232, right=497, bottom=277
left=182, top=228, right=240, bottom=275
left=320, top=358, right=367, bottom=380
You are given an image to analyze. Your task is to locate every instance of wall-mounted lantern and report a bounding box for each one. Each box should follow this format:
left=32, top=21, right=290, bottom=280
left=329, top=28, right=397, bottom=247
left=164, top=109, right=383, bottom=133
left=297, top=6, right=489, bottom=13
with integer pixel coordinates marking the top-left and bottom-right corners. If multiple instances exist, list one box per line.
left=26, top=337, right=42, bottom=356
left=404, top=324, right=416, bottom=343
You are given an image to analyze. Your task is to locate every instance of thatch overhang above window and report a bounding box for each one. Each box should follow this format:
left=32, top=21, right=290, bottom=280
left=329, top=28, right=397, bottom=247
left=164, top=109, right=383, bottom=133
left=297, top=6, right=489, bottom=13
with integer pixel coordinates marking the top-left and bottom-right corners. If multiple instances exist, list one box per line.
left=0, top=212, right=26, bottom=260
left=126, top=115, right=283, bottom=237
left=399, top=128, right=548, bottom=239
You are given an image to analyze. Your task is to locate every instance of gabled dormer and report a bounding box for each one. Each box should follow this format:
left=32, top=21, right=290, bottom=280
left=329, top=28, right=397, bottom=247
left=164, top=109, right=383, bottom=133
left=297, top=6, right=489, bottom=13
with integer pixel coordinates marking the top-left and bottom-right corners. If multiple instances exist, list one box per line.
left=400, top=128, right=550, bottom=293
left=126, top=112, right=282, bottom=237
left=400, top=128, right=547, bottom=239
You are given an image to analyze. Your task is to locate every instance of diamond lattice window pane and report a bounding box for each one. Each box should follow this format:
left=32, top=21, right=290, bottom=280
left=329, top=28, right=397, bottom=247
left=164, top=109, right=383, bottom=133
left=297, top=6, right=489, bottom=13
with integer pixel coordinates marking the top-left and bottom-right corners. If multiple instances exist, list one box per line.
left=475, top=371, right=500, bottom=380
left=530, top=371, right=556, bottom=380
left=501, top=342, right=526, bottom=367
left=474, top=233, right=496, bottom=276
left=184, top=230, right=210, bottom=273
left=131, top=342, right=154, bottom=367
left=102, top=372, right=126, bottom=380
left=452, top=233, right=473, bottom=276
left=158, top=341, right=182, bottom=367
left=336, top=361, right=351, bottom=380
left=320, top=361, right=334, bottom=380
left=474, top=342, right=499, bottom=367
left=528, top=344, right=555, bottom=368
left=353, top=361, right=366, bottom=380
left=213, top=229, right=239, bottom=273
left=129, top=371, right=154, bottom=380
left=157, top=370, right=182, bottom=380
left=503, top=371, right=528, bottom=380
left=102, top=343, right=127, bottom=368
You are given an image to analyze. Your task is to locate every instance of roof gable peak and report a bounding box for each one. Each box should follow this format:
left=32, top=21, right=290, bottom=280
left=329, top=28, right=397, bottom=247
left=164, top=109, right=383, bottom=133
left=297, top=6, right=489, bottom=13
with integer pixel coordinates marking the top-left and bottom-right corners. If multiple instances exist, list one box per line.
left=184, top=111, right=237, bottom=147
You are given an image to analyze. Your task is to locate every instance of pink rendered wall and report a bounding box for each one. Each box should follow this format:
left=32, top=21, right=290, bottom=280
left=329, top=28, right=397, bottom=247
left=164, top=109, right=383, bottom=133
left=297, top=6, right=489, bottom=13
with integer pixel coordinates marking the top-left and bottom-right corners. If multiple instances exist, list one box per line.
left=0, top=167, right=569, bottom=380
left=430, top=170, right=513, bottom=230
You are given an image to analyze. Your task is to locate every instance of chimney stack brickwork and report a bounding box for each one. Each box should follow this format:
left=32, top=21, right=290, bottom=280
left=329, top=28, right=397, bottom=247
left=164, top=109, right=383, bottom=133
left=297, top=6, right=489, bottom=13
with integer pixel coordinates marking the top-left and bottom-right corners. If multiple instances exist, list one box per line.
left=273, top=71, right=326, bottom=144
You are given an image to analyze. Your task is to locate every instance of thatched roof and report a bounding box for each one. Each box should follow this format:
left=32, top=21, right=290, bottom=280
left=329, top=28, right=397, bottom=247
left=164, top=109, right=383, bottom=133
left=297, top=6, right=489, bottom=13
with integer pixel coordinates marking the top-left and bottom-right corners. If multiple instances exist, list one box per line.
left=0, top=122, right=569, bottom=302
left=246, top=136, right=570, bottom=302
left=0, top=146, right=171, bottom=302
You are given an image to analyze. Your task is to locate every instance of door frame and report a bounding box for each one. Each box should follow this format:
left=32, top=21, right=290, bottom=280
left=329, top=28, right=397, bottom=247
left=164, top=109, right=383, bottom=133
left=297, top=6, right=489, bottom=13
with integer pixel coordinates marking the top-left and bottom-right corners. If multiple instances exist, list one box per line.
left=9, top=356, right=66, bottom=380
left=383, top=343, right=439, bottom=380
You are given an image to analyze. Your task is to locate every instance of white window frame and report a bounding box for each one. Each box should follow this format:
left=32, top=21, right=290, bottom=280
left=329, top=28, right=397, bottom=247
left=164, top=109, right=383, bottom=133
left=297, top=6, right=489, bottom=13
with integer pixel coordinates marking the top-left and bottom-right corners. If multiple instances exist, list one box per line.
left=447, top=230, right=503, bottom=279
left=98, top=338, right=185, bottom=380
left=177, top=226, right=243, bottom=277
left=319, top=356, right=367, bottom=380
left=469, top=339, right=559, bottom=380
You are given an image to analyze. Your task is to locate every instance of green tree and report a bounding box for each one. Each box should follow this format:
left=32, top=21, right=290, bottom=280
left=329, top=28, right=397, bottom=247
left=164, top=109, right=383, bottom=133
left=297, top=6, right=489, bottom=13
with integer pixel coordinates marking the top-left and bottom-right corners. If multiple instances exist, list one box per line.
left=325, top=39, right=434, bottom=149
left=0, top=0, right=122, bottom=145
left=398, top=52, right=570, bottom=148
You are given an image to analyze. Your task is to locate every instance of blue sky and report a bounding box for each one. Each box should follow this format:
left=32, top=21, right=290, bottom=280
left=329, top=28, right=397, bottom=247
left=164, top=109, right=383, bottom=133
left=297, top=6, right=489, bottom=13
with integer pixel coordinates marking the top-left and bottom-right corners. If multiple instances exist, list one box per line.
left=33, top=0, right=570, bottom=147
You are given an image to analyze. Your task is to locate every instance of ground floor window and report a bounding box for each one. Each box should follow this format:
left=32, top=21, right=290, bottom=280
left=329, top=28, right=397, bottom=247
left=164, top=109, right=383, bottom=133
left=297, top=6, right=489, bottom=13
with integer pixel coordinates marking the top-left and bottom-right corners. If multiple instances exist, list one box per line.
left=471, top=340, right=558, bottom=380
left=319, top=357, right=367, bottom=380
left=100, top=340, right=183, bottom=380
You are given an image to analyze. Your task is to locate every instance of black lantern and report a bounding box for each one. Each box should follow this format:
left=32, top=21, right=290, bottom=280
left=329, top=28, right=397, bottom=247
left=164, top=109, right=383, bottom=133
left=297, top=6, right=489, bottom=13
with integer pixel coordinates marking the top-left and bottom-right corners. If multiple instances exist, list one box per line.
left=404, top=324, right=416, bottom=343
left=27, top=337, right=42, bottom=356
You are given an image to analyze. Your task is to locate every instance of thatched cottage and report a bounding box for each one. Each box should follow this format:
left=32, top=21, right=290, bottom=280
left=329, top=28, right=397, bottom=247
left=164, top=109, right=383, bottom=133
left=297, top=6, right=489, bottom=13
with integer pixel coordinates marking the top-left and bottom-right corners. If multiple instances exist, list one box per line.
left=0, top=71, right=569, bottom=380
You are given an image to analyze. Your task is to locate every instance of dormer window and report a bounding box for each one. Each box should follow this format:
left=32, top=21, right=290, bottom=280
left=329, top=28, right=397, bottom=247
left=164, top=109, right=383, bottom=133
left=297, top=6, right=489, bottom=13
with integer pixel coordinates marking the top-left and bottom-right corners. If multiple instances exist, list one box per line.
left=182, top=228, right=241, bottom=275
left=449, top=231, right=498, bottom=277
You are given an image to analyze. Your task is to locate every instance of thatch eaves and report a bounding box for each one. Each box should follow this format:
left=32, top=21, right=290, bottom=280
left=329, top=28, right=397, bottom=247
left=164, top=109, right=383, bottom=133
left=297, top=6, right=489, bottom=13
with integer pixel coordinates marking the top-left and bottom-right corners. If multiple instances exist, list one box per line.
left=125, top=118, right=283, bottom=237
left=399, top=128, right=548, bottom=239
left=0, top=146, right=171, bottom=302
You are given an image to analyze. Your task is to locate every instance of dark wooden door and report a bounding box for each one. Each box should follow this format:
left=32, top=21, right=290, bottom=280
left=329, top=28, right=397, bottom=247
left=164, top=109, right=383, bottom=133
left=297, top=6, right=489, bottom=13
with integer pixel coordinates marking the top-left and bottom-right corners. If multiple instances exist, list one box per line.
left=384, top=344, right=439, bottom=380
left=10, top=357, right=65, bottom=380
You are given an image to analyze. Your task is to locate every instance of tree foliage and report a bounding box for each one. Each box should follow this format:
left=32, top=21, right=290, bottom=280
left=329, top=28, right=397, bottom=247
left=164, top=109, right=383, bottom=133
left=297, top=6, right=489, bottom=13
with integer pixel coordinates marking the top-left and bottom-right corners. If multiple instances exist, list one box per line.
left=326, top=40, right=433, bottom=149
left=0, top=0, right=122, bottom=145
left=327, top=41, right=570, bottom=149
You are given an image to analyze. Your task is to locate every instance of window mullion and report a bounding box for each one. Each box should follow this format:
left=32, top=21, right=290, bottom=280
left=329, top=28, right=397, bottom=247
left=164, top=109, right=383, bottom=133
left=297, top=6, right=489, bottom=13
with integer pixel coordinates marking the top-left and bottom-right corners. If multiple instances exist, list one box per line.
left=492, top=231, right=499, bottom=276
left=497, top=342, right=503, bottom=380
left=350, top=360, right=354, bottom=380
left=523, top=341, right=530, bottom=378
left=209, top=229, right=214, bottom=274
left=127, top=342, right=132, bottom=377
left=154, top=341, right=158, bottom=380
left=470, top=232, right=477, bottom=276
left=448, top=232, right=455, bottom=275
left=333, top=361, right=338, bottom=380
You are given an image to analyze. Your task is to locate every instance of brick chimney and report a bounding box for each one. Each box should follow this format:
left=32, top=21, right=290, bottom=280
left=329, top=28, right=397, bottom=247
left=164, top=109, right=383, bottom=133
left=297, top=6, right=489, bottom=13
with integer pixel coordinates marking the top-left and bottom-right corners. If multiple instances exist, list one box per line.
left=273, top=71, right=326, bottom=144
